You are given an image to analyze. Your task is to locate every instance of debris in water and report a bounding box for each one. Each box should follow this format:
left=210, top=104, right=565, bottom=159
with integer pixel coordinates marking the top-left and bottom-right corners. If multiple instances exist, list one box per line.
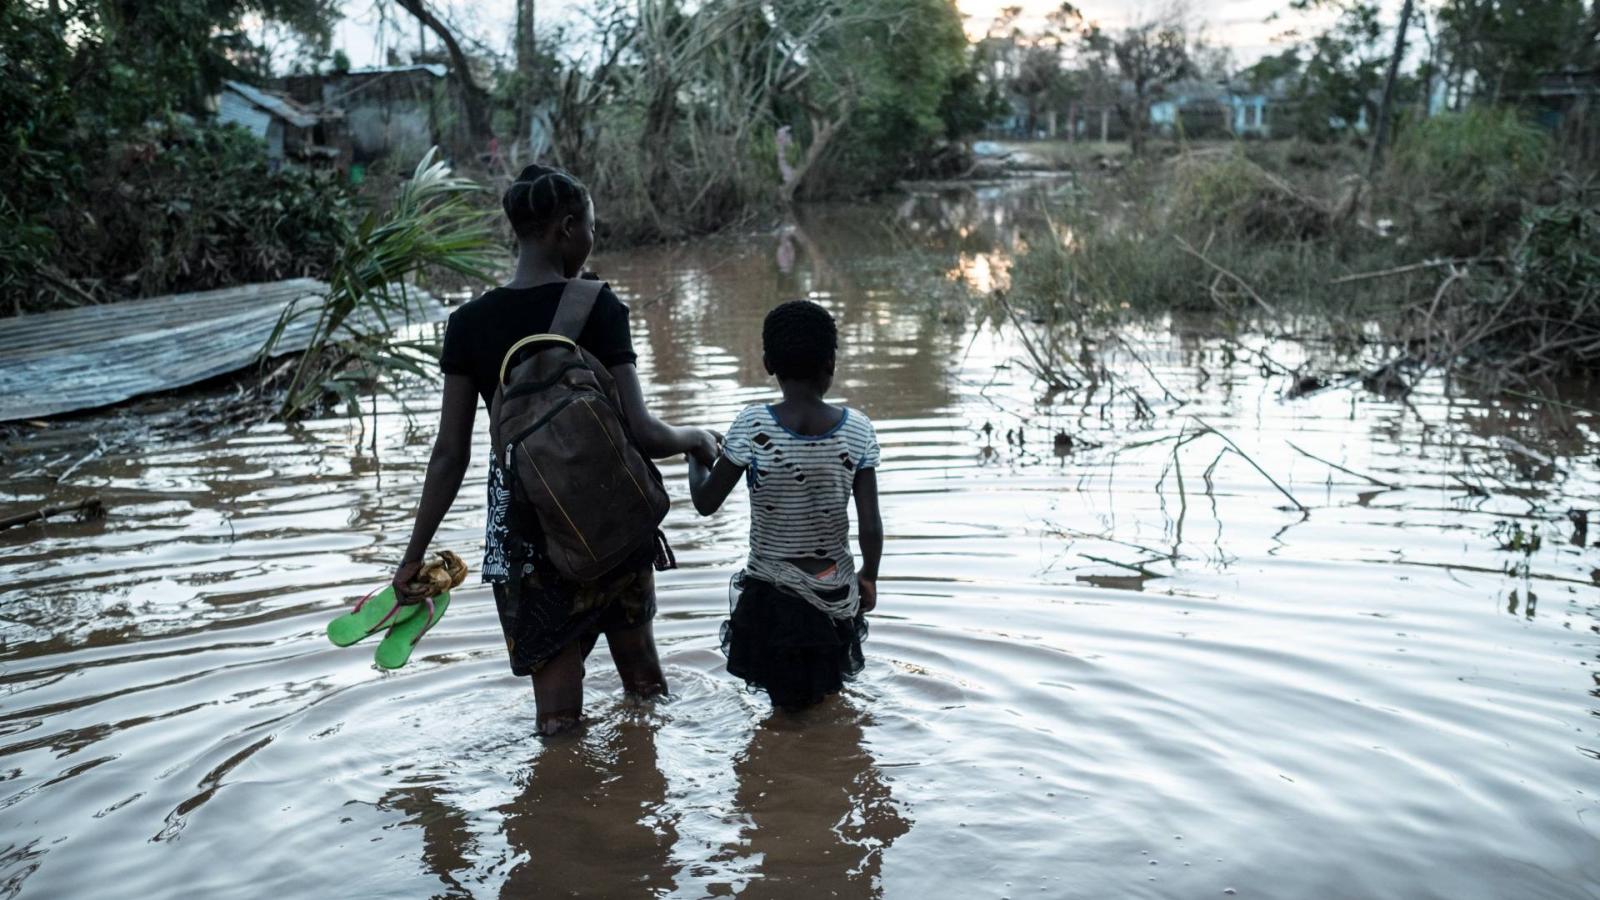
left=1566, top=509, right=1587, bottom=547
left=0, top=496, right=105, bottom=531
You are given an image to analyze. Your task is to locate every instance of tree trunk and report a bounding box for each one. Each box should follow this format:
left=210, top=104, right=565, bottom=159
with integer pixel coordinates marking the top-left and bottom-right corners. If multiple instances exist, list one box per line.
left=1368, top=0, right=1414, bottom=177
left=643, top=76, right=679, bottom=204
left=515, top=0, right=536, bottom=148
left=782, top=101, right=853, bottom=204
left=1100, top=106, right=1109, bottom=143
left=1128, top=95, right=1148, bottom=157
left=393, top=0, right=494, bottom=148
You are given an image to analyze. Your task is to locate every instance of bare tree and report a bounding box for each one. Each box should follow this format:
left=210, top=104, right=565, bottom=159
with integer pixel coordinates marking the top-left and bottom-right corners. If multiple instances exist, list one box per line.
left=1083, top=6, right=1195, bottom=156
left=390, top=0, right=494, bottom=146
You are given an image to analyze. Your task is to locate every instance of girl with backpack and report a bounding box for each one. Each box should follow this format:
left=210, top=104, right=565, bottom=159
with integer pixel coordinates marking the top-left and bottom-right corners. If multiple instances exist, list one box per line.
left=393, top=165, right=719, bottom=735
left=687, top=300, right=883, bottom=709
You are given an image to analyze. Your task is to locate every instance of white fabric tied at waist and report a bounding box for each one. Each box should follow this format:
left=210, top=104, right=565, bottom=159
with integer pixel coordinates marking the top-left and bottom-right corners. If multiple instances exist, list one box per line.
left=742, top=553, right=860, bottom=620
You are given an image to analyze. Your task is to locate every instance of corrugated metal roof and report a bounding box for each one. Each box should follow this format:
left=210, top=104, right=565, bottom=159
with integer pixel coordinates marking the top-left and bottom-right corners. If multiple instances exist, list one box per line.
left=345, top=64, right=448, bottom=78
left=222, top=80, right=320, bottom=128
left=218, top=92, right=273, bottom=137
left=0, top=280, right=446, bottom=422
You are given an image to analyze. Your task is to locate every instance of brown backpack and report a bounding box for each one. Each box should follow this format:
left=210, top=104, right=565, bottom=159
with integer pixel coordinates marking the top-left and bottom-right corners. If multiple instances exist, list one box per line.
left=489, top=278, right=672, bottom=582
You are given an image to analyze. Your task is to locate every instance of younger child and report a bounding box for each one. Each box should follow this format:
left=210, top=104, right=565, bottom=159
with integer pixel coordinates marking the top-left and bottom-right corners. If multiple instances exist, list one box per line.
left=688, top=300, right=883, bottom=709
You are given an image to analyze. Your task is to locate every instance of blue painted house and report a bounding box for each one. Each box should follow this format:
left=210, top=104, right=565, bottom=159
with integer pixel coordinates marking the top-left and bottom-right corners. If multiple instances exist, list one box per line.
left=1149, top=79, right=1279, bottom=138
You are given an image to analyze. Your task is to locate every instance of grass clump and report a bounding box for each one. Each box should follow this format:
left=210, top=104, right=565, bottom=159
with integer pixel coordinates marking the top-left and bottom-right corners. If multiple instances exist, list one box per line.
left=1000, top=112, right=1600, bottom=389
left=1005, top=148, right=1414, bottom=329
left=1166, top=150, right=1335, bottom=242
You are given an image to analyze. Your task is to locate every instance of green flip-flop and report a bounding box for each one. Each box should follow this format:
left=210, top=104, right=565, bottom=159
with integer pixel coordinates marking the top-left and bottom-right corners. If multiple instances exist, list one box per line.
left=327, top=585, right=422, bottom=647
left=374, top=592, right=451, bottom=670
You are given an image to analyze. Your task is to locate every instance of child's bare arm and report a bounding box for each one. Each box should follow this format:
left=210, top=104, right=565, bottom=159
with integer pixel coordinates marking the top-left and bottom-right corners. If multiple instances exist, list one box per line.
left=688, top=453, right=744, bottom=516
left=853, top=467, right=882, bottom=610
left=610, top=363, right=717, bottom=463
left=394, top=374, right=477, bottom=597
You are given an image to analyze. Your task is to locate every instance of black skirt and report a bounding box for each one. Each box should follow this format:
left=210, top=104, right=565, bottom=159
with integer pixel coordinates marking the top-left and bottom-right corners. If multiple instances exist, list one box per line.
left=721, top=574, right=867, bottom=709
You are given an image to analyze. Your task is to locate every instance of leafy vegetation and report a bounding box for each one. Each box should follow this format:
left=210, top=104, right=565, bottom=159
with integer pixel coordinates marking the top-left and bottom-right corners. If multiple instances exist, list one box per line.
left=1000, top=107, right=1599, bottom=389
left=529, top=0, right=988, bottom=243
left=1387, top=107, right=1550, bottom=253
left=1, top=0, right=346, bottom=311
left=2, top=121, right=352, bottom=313
left=267, top=148, right=500, bottom=419
left=5, top=0, right=996, bottom=311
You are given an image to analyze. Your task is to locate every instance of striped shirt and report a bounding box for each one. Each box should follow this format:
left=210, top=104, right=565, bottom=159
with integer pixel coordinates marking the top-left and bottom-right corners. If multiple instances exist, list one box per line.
left=722, top=404, right=880, bottom=570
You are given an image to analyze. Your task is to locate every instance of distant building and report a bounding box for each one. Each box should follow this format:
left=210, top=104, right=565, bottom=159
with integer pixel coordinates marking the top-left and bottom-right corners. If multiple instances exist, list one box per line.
left=280, top=64, right=464, bottom=164
left=1223, top=92, right=1273, bottom=137
left=1151, top=80, right=1280, bottom=139
left=216, top=80, right=323, bottom=165
left=1530, top=69, right=1598, bottom=154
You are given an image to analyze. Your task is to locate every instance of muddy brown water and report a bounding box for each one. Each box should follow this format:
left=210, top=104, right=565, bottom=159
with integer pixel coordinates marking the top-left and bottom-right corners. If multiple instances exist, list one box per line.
left=2, top=181, right=1598, bottom=899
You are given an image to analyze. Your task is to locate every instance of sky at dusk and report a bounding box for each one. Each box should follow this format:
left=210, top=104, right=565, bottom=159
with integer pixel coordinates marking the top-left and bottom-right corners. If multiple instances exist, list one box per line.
left=326, top=0, right=1343, bottom=74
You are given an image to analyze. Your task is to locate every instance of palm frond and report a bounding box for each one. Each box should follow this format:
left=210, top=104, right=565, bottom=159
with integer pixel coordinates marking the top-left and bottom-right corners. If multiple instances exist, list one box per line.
left=271, top=148, right=503, bottom=420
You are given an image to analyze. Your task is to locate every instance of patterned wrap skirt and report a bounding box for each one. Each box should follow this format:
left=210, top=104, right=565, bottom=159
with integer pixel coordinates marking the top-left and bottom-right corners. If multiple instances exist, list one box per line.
left=492, top=555, right=656, bottom=677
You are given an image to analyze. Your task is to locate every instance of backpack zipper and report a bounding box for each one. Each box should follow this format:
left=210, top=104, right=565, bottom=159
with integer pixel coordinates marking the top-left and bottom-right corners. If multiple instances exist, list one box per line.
left=506, top=393, right=583, bottom=450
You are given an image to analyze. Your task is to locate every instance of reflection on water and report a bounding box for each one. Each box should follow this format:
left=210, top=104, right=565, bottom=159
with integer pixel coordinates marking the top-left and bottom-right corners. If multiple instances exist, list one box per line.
left=2, top=178, right=1598, bottom=898
left=499, top=718, right=678, bottom=897
left=717, top=704, right=909, bottom=898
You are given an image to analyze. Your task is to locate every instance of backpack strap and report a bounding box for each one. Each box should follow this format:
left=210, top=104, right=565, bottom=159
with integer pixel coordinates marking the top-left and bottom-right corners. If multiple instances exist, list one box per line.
left=550, top=277, right=605, bottom=341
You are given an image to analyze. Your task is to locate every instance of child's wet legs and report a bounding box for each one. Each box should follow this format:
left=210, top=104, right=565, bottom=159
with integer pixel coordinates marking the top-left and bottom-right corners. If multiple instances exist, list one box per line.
left=532, top=639, right=585, bottom=734
left=607, top=621, right=668, bottom=699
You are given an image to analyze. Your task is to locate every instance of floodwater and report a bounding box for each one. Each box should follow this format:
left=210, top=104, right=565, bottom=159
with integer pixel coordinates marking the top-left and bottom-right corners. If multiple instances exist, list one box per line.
left=2, top=180, right=1598, bottom=899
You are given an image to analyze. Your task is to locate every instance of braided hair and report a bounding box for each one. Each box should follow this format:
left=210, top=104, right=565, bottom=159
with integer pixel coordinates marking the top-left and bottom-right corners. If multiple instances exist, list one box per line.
left=503, top=164, right=590, bottom=238
left=762, top=300, right=837, bottom=382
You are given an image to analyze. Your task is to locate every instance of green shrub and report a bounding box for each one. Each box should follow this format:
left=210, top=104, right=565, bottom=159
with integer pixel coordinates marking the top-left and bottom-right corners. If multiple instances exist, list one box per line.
left=1391, top=107, right=1549, bottom=199
left=1166, top=150, right=1334, bottom=242
left=5, top=120, right=353, bottom=312
left=1387, top=107, right=1550, bottom=255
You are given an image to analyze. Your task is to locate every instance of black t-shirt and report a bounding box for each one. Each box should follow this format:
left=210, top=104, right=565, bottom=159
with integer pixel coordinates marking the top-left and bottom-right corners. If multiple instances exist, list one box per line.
left=439, top=280, right=637, bottom=408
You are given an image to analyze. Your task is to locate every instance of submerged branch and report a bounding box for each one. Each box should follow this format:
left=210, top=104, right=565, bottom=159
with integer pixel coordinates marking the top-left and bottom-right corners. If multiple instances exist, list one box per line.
left=0, top=497, right=105, bottom=531
left=1286, top=440, right=1396, bottom=488
left=1190, top=416, right=1308, bottom=512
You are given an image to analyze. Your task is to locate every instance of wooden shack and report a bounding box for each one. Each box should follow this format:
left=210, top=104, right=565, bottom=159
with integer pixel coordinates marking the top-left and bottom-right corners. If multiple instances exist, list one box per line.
left=217, top=80, right=324, bottom=165
left=281, top=65, right=466, bottom=164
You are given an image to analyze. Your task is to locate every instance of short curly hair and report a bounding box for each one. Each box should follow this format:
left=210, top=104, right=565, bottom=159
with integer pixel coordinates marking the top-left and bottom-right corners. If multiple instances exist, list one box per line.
left=762, top=300, right=837, bottom=381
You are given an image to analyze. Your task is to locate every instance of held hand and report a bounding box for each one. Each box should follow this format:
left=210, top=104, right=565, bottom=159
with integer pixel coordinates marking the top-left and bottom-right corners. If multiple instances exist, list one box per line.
left=689, top=428, right=721, bottom=467
left=392, top=560, right=427, bottom=603
left=858, top=576, right=877, bottom=613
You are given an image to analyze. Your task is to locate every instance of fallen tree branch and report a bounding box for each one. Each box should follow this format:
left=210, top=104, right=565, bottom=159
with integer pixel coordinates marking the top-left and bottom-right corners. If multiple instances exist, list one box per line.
left=57, top=440, right=105, bottom=484
left=1329, top=256, right=1504, bottom=285
left=1078, top=553, right=1164, bottom=578
left=0, top=497, right=105, bottom=531
left=1190, top=416, right=1308, bottom=512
